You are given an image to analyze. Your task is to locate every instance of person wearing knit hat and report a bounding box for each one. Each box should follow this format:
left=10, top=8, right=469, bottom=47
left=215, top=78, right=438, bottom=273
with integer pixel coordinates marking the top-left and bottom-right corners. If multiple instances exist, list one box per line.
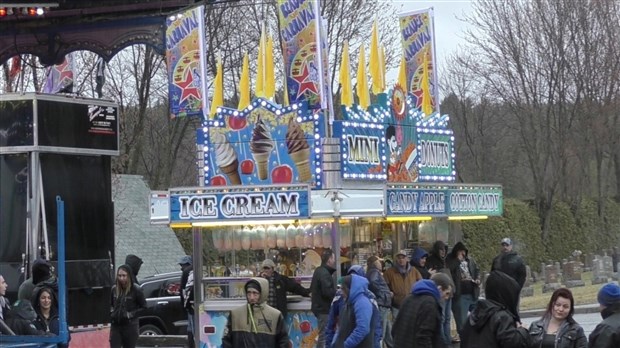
left=588, top=282, right=620, bottom=347
left=222, top=277, right=289, bottom=348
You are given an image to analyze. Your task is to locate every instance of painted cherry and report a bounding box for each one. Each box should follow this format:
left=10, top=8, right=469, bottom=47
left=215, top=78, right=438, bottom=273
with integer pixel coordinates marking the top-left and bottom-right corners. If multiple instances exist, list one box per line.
left=211, top=175, right=227, bottom=186
left=240, top=159, right=254, bottom=175
left=299, top=320, right=311, bottom=334
left=271, top=165, right=293, bottom=184
left=228, top=116, right=247, bottom=130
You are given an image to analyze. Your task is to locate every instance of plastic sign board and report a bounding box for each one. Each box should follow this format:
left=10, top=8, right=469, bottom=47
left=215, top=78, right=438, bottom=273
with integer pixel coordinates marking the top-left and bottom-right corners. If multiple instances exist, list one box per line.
left=332, top=120, right=387, bottom=180
left=169, top=186, right=311, bottom=223
left=386, top=184, right=503, bottom=217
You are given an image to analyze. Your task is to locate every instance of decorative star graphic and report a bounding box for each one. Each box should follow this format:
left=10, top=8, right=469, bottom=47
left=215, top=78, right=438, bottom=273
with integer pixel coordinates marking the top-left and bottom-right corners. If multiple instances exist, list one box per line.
left=293, top=64, right=318, bottom=98
left=57, top=59, right=73, bottom=86
left=412, top=88, right=424, bottom=109
left=177, top=70, right=201, bottom=103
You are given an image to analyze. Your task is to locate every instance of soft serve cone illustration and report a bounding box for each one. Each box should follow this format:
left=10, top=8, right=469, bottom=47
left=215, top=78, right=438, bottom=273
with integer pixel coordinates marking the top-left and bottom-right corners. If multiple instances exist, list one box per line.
left=212, top=132, right=241, bottom=185
left=286, top=118, right=311, bottom=182
left=250, top=115, right=274, bottom=180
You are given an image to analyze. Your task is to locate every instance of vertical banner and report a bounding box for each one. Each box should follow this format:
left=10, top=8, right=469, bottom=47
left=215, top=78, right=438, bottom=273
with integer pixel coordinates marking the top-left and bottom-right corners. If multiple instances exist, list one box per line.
left=278, top=0, right=326, bottom=110
left=399, top=8, right=439, bottom=115
left=42, top=53, right=74, bottom=94
left=166, top=6, right=209, bottom=119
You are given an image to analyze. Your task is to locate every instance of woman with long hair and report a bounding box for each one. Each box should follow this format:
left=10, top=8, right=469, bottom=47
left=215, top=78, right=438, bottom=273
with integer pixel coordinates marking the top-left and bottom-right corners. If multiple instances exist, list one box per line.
left=110, top=264, right=146, bottom=348
left=528, top=288, right=587, bottom=348
left=33, top=286, right=69, bottom=347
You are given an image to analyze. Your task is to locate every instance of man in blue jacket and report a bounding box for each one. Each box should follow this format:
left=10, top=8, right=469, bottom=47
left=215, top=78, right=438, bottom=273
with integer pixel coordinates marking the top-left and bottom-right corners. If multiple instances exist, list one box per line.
left=332, top=274, right=374, bottom=348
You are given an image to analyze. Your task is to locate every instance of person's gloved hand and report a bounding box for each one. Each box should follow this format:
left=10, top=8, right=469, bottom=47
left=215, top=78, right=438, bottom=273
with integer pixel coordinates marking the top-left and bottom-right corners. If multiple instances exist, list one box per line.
left=126, top=311, right=134, bottom=320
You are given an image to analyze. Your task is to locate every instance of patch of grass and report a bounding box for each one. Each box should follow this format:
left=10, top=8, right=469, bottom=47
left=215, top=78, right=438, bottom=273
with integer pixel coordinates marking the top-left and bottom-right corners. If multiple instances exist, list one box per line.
left=519, top=271, right=603, bottom=311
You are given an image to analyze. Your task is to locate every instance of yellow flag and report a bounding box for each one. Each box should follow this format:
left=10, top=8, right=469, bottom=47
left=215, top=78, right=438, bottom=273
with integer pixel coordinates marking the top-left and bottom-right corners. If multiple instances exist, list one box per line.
left=238, top=52, right=250, bottom=109
left=210, top=55, right=223, bottom=118
left=282, top=75, right=289, bottom=106
left=397, top=54, right=407, bottom=90
left=339, top=41, right=353, bottom=107
left=265, top=35, right=275, bottom=99
left=356, top=44, right=370, bottom=109
left=255, top=24, right=265, bottom=98
left=421, top=49, right=433, bottom=116
left=369, top=20, right=384, bottom=94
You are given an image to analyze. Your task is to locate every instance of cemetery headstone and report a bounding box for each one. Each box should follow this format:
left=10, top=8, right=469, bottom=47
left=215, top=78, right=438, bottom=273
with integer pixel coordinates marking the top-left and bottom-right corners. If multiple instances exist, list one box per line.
left=592, top=257, right=609, bottom=284
left=563, top=261, right=585, bottom=288
left=543, top=264, right=561, bottom=293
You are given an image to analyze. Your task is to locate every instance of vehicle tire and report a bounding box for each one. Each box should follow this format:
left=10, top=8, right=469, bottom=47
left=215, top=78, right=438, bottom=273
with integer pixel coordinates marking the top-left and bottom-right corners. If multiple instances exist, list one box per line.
left=140, top=324, right=164, bottom=336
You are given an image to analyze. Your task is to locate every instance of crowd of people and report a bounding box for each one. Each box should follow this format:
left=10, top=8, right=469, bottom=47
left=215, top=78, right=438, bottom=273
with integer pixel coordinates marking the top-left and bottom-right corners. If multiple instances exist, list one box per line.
left=2, top=241, right=620, bottom=348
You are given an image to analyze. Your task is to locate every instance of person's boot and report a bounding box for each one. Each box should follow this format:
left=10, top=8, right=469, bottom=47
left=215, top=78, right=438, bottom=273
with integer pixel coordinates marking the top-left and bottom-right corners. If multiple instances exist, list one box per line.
left=187, top=331, right=195, bottom=348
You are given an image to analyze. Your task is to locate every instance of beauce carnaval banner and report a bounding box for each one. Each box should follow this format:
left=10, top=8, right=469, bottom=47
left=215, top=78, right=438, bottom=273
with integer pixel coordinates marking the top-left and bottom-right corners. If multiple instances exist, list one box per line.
left=166, top=6, right=209, bottom=118
left=399, top=8, right=439, bottom=115
left=278, top=0, right=327, bottom=110
left=199, top=99, right=325, bottom=188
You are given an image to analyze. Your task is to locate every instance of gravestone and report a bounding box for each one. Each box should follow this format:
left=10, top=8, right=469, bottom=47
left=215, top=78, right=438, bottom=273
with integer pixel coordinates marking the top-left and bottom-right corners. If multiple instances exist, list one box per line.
left=603, top=255, right=614, bottom=277
left=584, top=253, right=593, bottom=272
left=521, top=265, right=534, bottom=297
left=592, top=257, right=609, bottom=284
left=563, top=261, right=585, bottom=288
left=543, top=264, right=561, bottom=293
left=612, top=263, right=620, bottom=281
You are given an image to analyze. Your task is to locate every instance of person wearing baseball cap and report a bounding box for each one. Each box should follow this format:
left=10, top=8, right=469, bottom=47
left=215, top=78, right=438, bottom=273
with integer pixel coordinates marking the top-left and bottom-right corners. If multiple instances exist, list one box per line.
left=259, top=258, right=309, bottom=318
left=588, top=283, right=620, bottom=347
left=383, top=250, right=422, bottom=322
left=491, top=237, right=526, bottom=290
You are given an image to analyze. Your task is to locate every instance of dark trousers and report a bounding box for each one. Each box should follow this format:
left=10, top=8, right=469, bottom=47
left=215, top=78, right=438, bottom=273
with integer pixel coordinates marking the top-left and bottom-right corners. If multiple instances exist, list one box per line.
left=110, top=322, right=139, bottom=348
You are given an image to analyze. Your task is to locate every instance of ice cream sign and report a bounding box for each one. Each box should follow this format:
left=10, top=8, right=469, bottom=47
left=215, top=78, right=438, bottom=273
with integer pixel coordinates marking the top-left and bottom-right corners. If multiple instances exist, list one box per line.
left=386, top=184, right=503, bottom=217
left=198, top=99, right=325, bottom=188
left=169, top=187, right=311, bottom=222
left=332, top=121, right=388, bottom=180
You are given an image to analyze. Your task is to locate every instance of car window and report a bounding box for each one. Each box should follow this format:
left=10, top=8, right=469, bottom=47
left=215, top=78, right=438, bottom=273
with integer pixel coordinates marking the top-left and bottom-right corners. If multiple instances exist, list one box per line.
left=162, top=279, right=181, bottom=297
left=141, top=280, right=163, bottom=298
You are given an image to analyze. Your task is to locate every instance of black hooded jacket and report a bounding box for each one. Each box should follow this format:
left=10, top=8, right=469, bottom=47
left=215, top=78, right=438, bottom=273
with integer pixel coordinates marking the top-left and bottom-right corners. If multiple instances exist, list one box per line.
left=426, top=241, right=447, bottom=272
left=125, top=254, right=143, bottom=285
left=446, top=242, right=480, bottom=298
left=588, top=302, right=620, bottom=348
left=461, top=271, right=529, bottom=348
left=491, top=250, right=526, bottom=289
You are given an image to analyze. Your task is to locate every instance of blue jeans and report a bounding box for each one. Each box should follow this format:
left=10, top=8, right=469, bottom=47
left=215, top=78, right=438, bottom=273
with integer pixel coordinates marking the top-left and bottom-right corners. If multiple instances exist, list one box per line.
left=381, top=307, right=393, bottom=348
left=454, top=294, right=476, bottom=334
left=441, top=298, right=452, bottom=345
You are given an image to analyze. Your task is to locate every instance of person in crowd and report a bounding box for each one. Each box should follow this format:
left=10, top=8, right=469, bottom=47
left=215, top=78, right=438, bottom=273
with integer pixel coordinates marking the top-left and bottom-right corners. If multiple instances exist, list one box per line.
left=109, top=264, right=146, bottom=348
left=0, top=274, right=9, bottom=322
left=260, top=258, right=310, bottom=318
left=383, top=249, right=422, bottom=321
left=326, top=265, right=381, bottom=348
left=331, top=274, right=374, bottom=348
left=461, top=270, right=529, bottom=348
left=365, top=255, right=393, bottom=348
left=588, top=282, right=620, bottom=348
left=447, top=242, right=480, bottom=338
left=2, top=273, right=46, bottom=336
left=311, top=249, right=337, bottom=348
left=491, top=238, right=526, bottom=290
left=18, top=259, right=54, bottom=302
left=391, top=272, right=453, bottom=347
left=179, top=255, right=195, bottom=348
left=222, top=277, right=289, bottom=348
left=411, top=247, right=435, bottom=279
left=33, top=286, right=70, bottom=347
left=528, top=288, right=587, bottom=348
left=425, top=240, right=454, bottom=345
left=124, top=254, right=143, bottom=285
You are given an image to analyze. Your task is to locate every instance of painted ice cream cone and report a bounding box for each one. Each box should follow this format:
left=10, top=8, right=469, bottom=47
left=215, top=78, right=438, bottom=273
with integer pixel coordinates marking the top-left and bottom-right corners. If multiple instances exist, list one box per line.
left=286, top=118, right=312, bottom=182
left=250, top=116, right=274, bottom=180
left=211, top=132, right=241, bottom=185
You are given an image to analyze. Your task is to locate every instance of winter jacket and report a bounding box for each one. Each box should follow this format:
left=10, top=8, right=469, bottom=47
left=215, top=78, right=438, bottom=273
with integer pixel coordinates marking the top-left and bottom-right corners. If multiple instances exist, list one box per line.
left=528, top=317, right=587, bottom=348
left=383, top=264, right=422, bottom=308
left=588, top=302, right=620, bottom=348
left=32, top=286, right=71, bottom=348
left=366, top=265, right=392, bottom=308
left=125, top=254, right=143, bottom=285
left=491, top=250, right=526, bottom=289
left=110, top=277, right=146, bottom=326
left=410, top=247, right=432, bottom=279
left=326, top=265, right=382, bottom=348
left=222, top=277, right=289, bottom=348
left=268, top=271, right=310, bottom=318
left=392, top=279, right=444, bottom=348
left=447, top=242, right=480, bottom=299
left=4, top=299, right=46, bottom=336
left=311, top=263, right=337, bottom=315
left=426, top=241, right=447, bottom=272
left=180, top=264, right=194, bottom=314
left=332, top=275, right=374, bottom=348
left=461, top=271, right=529, bottom=348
